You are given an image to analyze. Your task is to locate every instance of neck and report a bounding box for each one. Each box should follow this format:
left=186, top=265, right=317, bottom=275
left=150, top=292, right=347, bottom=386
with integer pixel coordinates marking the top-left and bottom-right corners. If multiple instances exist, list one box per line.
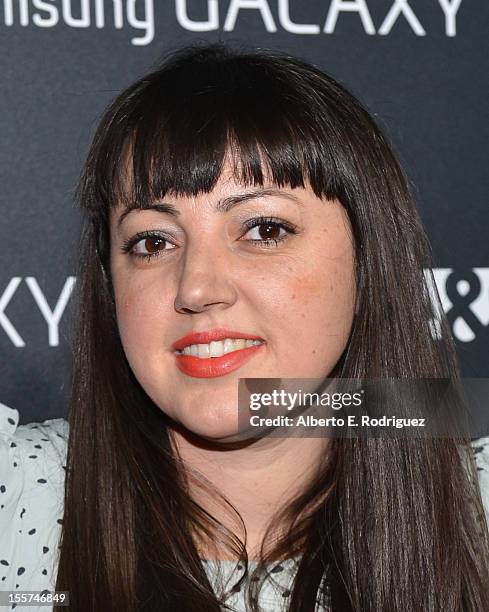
left=170, top=427, right=329, bottom=561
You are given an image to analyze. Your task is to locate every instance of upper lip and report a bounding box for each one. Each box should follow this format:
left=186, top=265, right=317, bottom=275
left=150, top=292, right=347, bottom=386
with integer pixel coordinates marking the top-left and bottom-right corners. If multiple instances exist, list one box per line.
left=172, top=328, right=264, bottom=351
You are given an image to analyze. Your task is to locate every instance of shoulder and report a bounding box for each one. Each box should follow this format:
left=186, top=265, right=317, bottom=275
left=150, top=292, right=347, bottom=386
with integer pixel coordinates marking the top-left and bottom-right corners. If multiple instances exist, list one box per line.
left=471, top=436, right=489, bottom=519
left=470, top=437, right=489, bottom=536
left=0, top=402, right=68, bottom=591
left=0, top=401, right=68, bottom=487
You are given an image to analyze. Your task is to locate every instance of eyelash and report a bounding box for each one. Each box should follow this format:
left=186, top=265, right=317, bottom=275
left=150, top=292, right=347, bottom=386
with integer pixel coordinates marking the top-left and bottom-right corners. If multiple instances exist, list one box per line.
left=121, top=230, right=175, bottom=263
left=242, top=216, right=298, bottom=246
left=120, top=216, right=298, bottom=262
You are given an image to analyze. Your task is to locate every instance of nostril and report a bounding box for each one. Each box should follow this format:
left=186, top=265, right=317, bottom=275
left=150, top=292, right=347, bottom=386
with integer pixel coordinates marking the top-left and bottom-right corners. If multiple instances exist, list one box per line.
left=180, top=306, right=196, bottom=314
left=175, top=300, right=230, bottom=314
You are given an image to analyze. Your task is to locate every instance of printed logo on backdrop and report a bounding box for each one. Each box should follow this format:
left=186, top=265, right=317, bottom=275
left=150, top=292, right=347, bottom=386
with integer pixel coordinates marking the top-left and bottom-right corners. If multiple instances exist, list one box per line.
left=430, top=268, right=489, bottom=343
left=0, top=268, right=487, bottom=347
left=0, top=0, right=465, bottom=47
left=0, top=277, right=76, bottom=347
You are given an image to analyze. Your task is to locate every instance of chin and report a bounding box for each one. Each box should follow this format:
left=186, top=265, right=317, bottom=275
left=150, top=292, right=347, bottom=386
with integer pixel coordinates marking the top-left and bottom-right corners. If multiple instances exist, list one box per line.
left=175, top=403, right=240, bottom=439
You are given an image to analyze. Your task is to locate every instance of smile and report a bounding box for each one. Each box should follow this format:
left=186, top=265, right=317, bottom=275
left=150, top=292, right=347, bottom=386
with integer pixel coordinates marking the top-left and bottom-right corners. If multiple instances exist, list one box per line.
left=172, top=329, right=265, bottom=378
left=175, top=338, right=263, bottom=358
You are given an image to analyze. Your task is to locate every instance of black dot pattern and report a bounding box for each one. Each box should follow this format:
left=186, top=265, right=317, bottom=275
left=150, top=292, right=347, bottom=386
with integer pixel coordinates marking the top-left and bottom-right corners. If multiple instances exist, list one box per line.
left=202, top=558, right=307, bottom=611
left=0, top=402, right=68, bottom=596
left=1, top=403, right=489, bottom=610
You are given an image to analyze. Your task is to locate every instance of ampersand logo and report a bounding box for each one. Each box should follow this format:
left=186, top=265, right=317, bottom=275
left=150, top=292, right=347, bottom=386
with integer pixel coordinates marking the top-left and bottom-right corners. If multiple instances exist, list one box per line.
left=432, top=268, right=489, bottom=343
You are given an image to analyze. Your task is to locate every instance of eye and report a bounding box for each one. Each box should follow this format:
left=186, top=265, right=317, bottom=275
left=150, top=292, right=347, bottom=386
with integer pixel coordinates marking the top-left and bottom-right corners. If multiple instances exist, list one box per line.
left=241, top=217, right=297, bottom=247
left=121, top=232, right=176, bottom=261
left=133, top=237, right=175, bottom=256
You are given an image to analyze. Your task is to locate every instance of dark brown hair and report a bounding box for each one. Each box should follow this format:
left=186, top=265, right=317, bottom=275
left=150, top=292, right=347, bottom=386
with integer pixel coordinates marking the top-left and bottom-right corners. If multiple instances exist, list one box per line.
left=55, top=43, right=489, bottom=611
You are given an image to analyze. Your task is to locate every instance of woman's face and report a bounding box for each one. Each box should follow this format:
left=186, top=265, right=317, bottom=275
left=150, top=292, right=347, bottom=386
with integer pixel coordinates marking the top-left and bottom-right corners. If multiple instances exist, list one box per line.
left=109, top=163, right=356, bottom=441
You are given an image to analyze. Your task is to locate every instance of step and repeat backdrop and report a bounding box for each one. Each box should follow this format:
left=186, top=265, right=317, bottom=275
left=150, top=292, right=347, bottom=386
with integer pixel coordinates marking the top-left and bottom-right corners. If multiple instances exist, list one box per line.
left=0, top=1, right=487, bottom=423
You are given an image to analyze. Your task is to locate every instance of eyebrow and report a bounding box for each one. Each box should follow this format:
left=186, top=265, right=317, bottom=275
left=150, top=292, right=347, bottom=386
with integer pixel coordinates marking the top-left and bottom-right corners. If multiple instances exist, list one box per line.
left=116, top=188, right=303, bottom=229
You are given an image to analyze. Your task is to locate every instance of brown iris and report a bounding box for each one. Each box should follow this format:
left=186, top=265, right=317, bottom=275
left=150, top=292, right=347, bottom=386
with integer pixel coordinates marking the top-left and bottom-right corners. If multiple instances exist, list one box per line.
left=144, top=238, right=166, bottom=253
left=258, top=223, right=281, bottom=240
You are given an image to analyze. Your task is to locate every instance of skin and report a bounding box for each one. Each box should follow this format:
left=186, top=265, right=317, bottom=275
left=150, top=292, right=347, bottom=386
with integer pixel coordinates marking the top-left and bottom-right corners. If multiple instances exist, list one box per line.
left=109, top=162, right=356, bottom=558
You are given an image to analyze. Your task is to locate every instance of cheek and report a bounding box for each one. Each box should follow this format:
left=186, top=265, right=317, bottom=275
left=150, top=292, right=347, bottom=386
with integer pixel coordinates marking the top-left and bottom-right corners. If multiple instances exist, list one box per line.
left=266, top=251, right=355, bottom=373
left=291, top=260, right=354, bottom=311
left=113, top=277, right=173, bottom=358
left=287, top=267, right=354, bottom=331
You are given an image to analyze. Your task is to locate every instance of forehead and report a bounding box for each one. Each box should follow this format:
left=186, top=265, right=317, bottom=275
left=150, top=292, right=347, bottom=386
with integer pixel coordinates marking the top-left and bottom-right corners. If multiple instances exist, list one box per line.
left=110, top=155, right=316, bottom=221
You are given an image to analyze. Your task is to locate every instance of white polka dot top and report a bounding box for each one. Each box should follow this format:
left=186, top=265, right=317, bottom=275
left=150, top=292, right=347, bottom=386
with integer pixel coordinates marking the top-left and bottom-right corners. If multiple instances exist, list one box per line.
left=2, top=401, right=489, bottom=612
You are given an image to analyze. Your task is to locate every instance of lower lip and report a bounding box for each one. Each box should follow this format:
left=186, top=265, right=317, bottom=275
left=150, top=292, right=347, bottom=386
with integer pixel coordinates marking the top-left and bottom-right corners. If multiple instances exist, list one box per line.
left=174, top=343, right=265, bottom=378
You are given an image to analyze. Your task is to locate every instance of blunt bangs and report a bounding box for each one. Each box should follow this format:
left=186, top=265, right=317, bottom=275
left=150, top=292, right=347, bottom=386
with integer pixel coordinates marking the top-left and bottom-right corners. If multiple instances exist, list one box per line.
left=83, top=44, right=361, bottom=221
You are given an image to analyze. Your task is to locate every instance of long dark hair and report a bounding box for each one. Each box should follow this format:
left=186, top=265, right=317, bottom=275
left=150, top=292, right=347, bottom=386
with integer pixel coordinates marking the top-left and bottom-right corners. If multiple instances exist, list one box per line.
left=55, top=43, right=489, bottom=611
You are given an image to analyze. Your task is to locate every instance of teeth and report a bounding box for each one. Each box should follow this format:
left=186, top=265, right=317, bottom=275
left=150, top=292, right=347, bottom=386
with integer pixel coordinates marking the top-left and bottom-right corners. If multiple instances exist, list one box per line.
left=223, top=338, right=235, bottom=354
left=197, top=343, right=210, bottom=358
left=230, top=339, right=246, bottom=352
left=209, top=340, right=223, bottom=357
left=179, top=338, right=263, bottom=358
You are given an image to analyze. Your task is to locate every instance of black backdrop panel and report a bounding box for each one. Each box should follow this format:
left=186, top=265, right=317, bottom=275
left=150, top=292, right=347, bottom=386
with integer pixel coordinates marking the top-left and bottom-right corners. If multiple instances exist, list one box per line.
left=1, top=1, right=487, bottom=423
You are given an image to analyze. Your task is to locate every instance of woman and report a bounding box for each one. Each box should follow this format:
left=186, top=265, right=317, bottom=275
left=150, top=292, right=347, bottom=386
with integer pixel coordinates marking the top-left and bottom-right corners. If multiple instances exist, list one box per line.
left=1, top=43, right=489, bottom=611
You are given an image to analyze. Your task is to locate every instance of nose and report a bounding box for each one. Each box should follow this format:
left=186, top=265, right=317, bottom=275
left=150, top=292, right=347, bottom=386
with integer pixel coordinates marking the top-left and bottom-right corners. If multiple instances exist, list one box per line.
left=174, top=241, right=238, bottom=315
